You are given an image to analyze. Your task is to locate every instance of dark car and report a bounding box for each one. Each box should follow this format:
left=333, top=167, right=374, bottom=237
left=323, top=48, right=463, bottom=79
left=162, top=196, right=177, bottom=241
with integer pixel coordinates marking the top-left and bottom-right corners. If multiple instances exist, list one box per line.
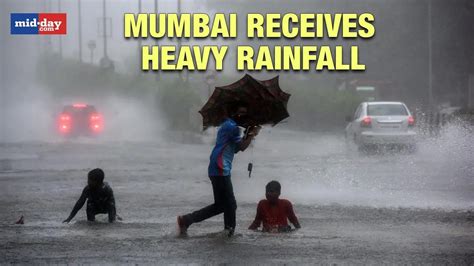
left=57, top=104, right=104, bottom=137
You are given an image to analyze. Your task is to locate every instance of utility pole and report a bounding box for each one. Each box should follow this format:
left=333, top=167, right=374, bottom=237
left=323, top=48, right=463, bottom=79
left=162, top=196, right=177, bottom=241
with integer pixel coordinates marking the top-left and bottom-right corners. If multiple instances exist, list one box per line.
left=46, top=0, right=52, bottom=53
left=99, top=0, right=113, bottom=70
left=103, top=0, right=108, bottom=58
left=177, top=0, right=184, bottom=82
left=78, top=0, right=83, bottom=62
left=88, top=40, right=96, bottom=64
left=177, top=0, right=181, bottom=51
left=427, top=0, right=434, bottom=108
left=58, top=0, right=62, bottom=58
left=154, top=0, right=160, bottom=81
left=138, top=0, right=142, bottom=75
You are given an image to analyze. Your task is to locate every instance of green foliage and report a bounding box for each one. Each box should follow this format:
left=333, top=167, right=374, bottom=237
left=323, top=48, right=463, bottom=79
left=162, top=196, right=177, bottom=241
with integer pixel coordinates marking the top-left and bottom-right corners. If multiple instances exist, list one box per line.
left=283, top=78, right=363, bottom=131
left=37, top=54, right=126, bottom=98
left=158, top=79, right=202, bottom=131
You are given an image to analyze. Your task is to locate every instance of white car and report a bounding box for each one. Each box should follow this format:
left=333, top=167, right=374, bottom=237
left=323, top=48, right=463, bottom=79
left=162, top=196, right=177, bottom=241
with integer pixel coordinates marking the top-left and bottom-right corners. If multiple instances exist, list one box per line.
left=345, top=101, right=416, bottom=152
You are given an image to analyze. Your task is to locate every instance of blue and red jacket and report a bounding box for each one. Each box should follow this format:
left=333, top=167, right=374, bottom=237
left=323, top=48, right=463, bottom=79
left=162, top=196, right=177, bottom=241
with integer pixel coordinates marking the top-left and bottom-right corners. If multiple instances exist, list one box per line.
left=208, top=118, right=242, bottom=177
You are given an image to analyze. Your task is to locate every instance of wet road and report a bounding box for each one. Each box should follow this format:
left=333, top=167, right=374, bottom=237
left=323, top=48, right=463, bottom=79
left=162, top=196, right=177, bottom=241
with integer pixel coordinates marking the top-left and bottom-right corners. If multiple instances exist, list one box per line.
left=1, top=127, right=473, bottom=264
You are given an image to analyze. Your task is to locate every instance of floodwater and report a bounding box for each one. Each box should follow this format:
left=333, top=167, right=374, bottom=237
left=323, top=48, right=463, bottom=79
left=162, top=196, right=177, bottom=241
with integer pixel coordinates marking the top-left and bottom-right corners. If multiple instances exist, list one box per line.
left=1, top=126, right=473, bottom=264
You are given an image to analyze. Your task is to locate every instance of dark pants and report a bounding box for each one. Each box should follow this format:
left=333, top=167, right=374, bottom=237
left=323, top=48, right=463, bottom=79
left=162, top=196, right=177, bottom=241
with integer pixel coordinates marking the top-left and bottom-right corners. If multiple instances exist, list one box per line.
left=184, top=176, right=237, bottom=230
left=87, top=201, right=116, bottom=223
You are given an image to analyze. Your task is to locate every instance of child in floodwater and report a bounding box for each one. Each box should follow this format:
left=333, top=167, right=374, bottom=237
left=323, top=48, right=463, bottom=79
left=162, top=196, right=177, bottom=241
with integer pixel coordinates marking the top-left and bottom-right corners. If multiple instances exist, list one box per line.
left=248, top=180, right=301, bottom=232
left=63, top=168, right=117, bottom=223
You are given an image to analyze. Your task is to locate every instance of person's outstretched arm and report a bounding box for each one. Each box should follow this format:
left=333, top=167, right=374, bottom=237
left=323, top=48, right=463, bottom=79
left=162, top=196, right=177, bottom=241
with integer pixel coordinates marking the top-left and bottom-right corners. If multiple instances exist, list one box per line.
left=239, top=126, right=261, bottom=152
left=248, top=201, right=263, bottom=230
left=286, top=201, right=301, bottom=229
left=63, top=186, right=88, bottom=223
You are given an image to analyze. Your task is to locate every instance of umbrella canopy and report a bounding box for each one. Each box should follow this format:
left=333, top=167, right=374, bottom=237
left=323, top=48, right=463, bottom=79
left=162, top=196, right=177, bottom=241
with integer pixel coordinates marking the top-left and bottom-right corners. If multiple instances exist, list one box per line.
left=199, top=74, right=291, bottom=130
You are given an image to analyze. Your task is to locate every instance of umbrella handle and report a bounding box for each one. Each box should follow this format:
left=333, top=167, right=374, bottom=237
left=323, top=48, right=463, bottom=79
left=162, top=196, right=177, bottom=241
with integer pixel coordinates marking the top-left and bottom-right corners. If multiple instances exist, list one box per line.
left=248, top=162, right=253, bottom=178
left=244, top=126, right=254, bottom=137
left=244, top=125, right=261, bottom=139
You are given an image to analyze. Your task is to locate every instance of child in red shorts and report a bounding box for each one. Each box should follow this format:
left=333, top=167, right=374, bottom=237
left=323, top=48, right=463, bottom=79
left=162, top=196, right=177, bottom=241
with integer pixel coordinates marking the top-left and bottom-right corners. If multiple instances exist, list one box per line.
left=248, top=180, right=301, bottom=232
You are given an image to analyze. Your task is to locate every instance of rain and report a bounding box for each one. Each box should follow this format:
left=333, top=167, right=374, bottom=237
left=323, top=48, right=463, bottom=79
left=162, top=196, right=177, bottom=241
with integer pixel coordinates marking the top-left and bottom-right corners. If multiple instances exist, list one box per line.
left=1, top=0, right=473, bottom=264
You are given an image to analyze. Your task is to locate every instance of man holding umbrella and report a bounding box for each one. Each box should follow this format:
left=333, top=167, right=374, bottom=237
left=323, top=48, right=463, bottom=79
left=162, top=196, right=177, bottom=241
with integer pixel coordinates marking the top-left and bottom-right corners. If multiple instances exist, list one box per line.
left=178, top=104, right=261, bottom=237
left=177, top=74, right=290, bottom=237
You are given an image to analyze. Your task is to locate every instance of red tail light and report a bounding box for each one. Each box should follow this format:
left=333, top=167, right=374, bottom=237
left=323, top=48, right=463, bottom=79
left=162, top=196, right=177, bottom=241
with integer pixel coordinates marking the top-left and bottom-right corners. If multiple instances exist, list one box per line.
left=60, top=124, right=69, bottom=132
left=73, top=103, right=87, bottom=108
left=89, top=113, right=103, bottom=132
left=60, top=114, right=70, bottom=121
left=408, top=116, right=415, bottom=127
left=58, top=113, right=72, bottom=133
left=361, top=116, right=372, bottom=127
left=90, top=114, right=101, bottom=121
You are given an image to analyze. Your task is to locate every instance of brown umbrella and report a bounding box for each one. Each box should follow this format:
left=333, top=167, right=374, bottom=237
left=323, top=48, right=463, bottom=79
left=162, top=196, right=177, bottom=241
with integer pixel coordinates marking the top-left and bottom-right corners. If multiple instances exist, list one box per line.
left=199, top=74, right=291, bottom=130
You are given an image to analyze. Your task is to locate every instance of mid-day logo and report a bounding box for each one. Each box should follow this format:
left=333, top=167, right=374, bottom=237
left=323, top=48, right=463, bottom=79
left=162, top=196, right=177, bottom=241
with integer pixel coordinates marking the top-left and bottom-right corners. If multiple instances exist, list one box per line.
left=11, top=13, right=67, bottom=35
